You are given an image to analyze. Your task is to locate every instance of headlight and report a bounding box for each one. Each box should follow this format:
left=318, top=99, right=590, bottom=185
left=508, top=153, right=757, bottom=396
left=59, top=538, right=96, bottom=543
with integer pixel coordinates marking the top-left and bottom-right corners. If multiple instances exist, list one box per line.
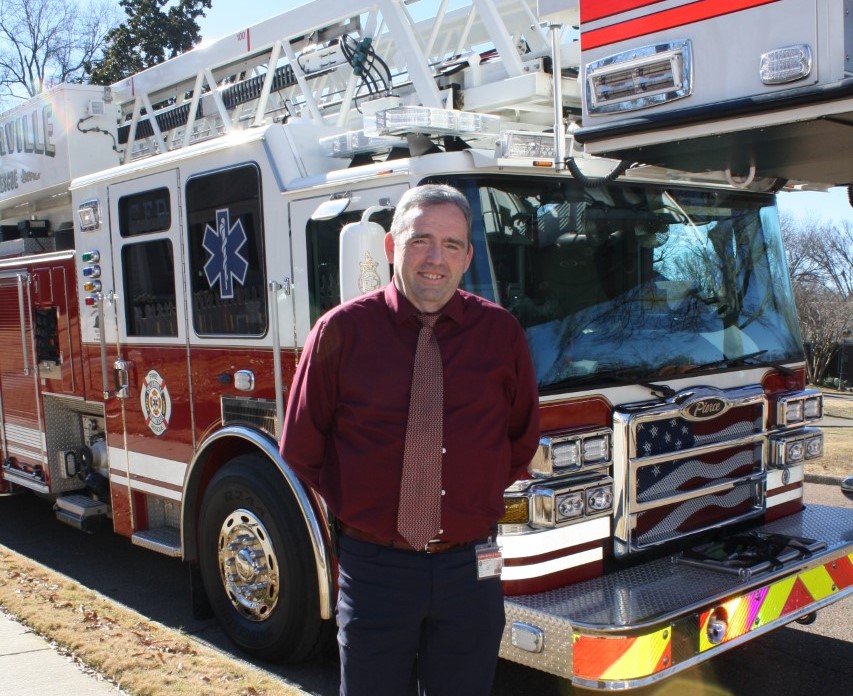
left=777, top=390, right=823, bottom=426
left=583, top=436, right=609, bottom=465
left=529, top=477, right=614, bottom=528
left=556, top=492, right=585, bottom=521
left=553, top=441, right=580, bottom=470
left=803, top=397, right=821, bottom=420
left=785, top=440, right=805, bottom=463
left=805, top=435, right=823, bottom=459
left=770, top=427, right=822, bottom=468
left=587, top=485, right=614, bottom=512
left=530, top=429, right=612, bottom=477
left=785, top=400, right=804, bottom=424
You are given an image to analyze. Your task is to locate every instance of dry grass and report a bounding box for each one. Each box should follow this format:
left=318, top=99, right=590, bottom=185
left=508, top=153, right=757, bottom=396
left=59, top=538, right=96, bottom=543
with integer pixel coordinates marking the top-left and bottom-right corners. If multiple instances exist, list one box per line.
left=0, top=547, right=306, bottom=696
left=808, top=427, right=853, bottom=479
left=823, top=398, right=853, bottom=420
left=807, top=390, right=853, bottom=479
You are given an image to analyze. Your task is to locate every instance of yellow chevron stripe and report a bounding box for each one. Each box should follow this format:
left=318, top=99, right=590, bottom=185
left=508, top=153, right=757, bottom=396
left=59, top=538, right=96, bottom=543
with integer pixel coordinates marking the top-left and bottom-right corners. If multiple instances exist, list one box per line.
left=799, top=565, right=837, bottom=600
left=600, top=627, right=671, bottom=681
left=756, top=575, right=796, bottom=626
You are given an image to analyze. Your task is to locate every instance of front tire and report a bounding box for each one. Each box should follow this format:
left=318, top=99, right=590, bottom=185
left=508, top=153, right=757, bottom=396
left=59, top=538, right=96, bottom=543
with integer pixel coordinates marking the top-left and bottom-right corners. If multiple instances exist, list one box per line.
left=198, top=455, right=331, bottom=662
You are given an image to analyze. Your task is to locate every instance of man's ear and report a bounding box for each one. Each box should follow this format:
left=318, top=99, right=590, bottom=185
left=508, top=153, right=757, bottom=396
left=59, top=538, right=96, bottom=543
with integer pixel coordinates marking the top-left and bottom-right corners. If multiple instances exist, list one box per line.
left=384, top=232, right=395, bottom=264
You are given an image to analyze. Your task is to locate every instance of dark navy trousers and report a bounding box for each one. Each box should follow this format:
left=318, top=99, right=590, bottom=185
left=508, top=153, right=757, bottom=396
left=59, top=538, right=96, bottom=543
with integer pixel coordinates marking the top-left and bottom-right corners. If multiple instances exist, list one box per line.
left=336, top=534, right=505, bottom=696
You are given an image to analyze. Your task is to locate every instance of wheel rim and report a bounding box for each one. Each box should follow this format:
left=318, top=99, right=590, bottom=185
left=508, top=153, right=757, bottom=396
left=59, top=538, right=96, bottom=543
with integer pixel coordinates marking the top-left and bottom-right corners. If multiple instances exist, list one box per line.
left=217, top=509, right=280, bottom=622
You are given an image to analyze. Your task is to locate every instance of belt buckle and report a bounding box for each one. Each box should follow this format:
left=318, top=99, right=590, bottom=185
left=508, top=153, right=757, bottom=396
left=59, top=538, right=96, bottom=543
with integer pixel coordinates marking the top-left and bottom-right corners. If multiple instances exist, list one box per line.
left=424, top=538, right=446, bottom=554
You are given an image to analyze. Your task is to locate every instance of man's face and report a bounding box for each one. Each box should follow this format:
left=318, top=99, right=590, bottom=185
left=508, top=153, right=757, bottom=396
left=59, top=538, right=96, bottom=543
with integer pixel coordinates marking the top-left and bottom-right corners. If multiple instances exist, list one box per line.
left=384, top=202, right=473, bottom=314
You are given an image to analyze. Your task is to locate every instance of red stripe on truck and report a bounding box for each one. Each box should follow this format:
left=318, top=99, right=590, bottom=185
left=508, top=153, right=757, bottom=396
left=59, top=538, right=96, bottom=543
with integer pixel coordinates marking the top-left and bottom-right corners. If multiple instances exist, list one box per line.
left=581, top=0, right=781, bottom=51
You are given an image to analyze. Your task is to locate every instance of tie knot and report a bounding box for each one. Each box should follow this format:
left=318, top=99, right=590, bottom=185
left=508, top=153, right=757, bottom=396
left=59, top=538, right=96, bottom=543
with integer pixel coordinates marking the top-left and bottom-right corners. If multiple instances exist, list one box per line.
left=418, top=313, right=440, bottom=329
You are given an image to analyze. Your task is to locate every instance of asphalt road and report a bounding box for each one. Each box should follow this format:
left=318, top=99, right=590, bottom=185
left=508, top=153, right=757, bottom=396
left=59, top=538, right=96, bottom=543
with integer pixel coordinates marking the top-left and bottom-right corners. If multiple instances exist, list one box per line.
left=0, top=483, right=851, bottom=696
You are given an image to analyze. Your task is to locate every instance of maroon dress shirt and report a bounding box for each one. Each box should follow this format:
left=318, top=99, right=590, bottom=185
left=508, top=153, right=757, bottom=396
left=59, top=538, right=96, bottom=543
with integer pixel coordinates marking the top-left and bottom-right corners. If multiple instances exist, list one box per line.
left=280, top=282, right=540, bottom=544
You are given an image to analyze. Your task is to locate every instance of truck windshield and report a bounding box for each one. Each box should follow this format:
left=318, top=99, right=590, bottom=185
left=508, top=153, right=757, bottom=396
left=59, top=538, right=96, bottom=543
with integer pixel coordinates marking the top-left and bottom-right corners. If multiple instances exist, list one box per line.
left=446, top=176, right=804, bottom=393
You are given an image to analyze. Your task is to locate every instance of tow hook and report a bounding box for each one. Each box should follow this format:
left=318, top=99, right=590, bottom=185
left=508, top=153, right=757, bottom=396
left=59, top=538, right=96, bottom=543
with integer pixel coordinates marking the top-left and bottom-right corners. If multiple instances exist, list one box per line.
left=706, top=607, right=728, bottom=645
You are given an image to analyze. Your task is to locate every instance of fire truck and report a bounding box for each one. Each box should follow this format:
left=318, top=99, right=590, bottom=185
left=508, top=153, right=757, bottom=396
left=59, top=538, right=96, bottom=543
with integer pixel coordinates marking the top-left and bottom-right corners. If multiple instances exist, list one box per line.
left=0, top=0, right=851, bottom=689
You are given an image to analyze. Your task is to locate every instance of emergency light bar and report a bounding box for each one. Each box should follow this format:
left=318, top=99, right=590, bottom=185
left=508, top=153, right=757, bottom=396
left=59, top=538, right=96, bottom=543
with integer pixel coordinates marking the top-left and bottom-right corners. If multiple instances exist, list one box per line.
left=370, top=105, right=501, bottom=138
left=499, top=130, right=572, bottom=160
left=320, top=130, right=407, bottom=158
left=585, top=40, right=693, bottom=115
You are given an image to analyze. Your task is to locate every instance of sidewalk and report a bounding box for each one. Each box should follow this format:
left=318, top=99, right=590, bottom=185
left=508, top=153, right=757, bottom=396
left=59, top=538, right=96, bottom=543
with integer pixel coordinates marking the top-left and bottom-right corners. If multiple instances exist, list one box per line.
left=0, top=612, right=122, bottom=695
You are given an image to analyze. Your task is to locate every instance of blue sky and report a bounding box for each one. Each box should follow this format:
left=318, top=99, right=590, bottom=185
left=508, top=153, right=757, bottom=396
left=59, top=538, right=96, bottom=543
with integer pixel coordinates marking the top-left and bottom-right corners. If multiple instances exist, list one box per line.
left=196, top=1, right=853, bottom=226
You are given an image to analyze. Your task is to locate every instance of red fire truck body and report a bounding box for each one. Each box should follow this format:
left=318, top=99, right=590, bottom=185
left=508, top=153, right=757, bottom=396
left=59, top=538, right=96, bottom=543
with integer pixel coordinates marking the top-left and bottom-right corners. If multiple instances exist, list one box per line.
left=0, top=0, right=851, bottom=689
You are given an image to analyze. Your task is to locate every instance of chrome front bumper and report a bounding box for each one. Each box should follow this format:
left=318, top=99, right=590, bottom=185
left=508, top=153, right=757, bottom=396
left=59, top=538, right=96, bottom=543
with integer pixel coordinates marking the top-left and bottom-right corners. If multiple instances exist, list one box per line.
left=499, top=504, right=853, bottom=690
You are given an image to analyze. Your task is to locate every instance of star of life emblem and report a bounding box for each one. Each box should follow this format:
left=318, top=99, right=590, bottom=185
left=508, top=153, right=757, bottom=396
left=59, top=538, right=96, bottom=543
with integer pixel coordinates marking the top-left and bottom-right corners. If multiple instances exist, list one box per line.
left=203, top=208, right=249, bottom=299
left=358, top=251, right=382, bottom=294
left=140, top=369, right=171, bottom=436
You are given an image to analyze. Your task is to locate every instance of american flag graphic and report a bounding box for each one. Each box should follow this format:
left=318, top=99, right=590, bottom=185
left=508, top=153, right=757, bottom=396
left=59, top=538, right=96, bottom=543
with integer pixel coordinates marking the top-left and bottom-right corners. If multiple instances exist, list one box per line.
left=626, top=398, right=766, bottom=551
left=635, top=404, right=763, bottom=458
left=635, top=486, right=758, bottom=547
left=636, top=445, right=762, bottom=503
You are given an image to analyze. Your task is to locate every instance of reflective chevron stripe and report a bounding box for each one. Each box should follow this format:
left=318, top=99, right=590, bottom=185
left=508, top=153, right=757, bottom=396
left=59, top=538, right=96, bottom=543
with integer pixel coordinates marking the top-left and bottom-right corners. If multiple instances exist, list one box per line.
left=573, top=627, right=671, bottom=681
left=699, top=553, right=853, bottom=652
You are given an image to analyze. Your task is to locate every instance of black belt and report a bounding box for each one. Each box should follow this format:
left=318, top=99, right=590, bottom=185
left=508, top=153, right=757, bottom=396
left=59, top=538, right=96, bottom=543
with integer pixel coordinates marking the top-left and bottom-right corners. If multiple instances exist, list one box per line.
left=337, top=523, right=472, bottom=554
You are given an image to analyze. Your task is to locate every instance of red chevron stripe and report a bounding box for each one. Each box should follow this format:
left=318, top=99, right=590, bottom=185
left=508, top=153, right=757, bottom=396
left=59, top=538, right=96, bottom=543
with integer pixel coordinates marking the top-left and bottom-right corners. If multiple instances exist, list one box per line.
left=824, top=556, right=853, bottom=590
left=781, top=577, right=814, bottom=616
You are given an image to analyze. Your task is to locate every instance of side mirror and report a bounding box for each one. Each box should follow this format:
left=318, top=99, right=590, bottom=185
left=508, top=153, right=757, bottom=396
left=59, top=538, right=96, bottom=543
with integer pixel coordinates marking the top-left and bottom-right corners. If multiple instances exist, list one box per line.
left=339, top=206, right=392, bottom=302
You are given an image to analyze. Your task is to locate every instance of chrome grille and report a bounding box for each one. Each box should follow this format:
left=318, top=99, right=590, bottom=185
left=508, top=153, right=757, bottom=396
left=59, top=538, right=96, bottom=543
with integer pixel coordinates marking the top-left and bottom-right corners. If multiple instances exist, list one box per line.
left=634, top=484, right=758, bottom=548
left=221, top=397, right=277, bottom=438
left=635, top=443, right=761, bottom=504
left=614, top=386, right=767, bottom=557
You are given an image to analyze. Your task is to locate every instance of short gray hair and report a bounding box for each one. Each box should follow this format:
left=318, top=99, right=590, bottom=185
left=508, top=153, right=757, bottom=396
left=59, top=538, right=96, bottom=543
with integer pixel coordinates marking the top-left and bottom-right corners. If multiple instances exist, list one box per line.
left=390, top=184, right=472, bottom=242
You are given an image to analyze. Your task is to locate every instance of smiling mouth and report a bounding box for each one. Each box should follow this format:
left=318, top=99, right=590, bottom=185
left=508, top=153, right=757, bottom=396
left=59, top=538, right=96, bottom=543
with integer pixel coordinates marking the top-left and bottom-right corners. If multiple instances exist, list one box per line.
left=420, top=272, right=444, bottom=280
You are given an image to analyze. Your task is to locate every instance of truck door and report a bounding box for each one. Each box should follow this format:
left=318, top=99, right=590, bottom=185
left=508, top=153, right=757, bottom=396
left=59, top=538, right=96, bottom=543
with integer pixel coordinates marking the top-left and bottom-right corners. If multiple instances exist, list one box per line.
left=0, top=271, right=44, bottom=489
left=106, top=170, right=192, bottom=539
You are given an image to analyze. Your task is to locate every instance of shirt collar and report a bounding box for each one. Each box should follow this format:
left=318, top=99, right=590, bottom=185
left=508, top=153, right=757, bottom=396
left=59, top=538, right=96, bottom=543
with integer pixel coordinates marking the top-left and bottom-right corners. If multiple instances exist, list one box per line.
left=384, top=281, right=464, bottom=327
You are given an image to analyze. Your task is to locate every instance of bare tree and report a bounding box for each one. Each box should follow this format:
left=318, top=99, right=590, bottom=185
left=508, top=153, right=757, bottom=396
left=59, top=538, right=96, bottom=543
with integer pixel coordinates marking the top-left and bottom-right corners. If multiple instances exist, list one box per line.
left=809, top=220, right=853, bottom=298
left=0, top=0, right=118, bottom=107
left=782, top=212, right=853, bottom=384
left=795, top=283, right=852, bottom=384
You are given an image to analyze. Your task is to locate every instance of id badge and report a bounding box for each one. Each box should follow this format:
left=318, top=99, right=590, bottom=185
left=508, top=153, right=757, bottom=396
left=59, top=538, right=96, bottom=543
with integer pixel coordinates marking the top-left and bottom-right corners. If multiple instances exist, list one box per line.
left=475, top=540, right=503, bottom=580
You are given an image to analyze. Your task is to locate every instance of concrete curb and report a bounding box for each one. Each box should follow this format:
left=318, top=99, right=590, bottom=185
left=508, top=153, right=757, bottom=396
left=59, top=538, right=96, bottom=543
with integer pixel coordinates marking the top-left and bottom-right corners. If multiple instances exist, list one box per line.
left=804, top=473, right=844, bottom=486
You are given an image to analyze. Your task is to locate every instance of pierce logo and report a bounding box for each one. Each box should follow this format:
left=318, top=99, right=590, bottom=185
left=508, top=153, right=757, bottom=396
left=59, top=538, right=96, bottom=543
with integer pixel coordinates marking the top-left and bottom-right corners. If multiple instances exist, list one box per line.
left=684, top=397, right=727, bottom=420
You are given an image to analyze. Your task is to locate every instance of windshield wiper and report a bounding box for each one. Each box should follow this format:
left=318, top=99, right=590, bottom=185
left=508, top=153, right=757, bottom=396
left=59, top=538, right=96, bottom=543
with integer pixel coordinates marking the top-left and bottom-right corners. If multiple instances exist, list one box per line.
left=682, top=350, right=797, bottom=376
left=546, top=368, right=676, bottom=399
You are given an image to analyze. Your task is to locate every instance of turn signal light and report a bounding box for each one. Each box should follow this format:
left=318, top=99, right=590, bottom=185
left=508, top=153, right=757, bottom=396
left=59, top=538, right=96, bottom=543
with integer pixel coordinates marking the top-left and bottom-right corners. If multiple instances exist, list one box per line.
left=500, top=497, right=530, bottom=525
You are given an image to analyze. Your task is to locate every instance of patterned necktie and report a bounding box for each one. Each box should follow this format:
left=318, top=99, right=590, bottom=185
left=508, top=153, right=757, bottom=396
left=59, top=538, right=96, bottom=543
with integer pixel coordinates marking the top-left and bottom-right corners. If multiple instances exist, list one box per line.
left=397, top=313, right=443, bottom=550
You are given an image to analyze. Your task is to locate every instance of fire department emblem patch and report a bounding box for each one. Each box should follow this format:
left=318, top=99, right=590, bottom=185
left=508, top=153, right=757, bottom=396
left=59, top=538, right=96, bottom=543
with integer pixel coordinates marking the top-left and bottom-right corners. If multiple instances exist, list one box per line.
left=140, top=370, right=172, bottom=436
left=358, top=251, right=382, bottom=294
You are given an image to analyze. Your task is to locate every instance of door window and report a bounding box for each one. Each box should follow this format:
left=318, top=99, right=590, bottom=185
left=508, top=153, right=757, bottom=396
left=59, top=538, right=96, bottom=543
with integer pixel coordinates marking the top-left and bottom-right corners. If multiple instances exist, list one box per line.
left=185, top=164, right=267, bottom=336
left=117, top=188, right=178, bottom=337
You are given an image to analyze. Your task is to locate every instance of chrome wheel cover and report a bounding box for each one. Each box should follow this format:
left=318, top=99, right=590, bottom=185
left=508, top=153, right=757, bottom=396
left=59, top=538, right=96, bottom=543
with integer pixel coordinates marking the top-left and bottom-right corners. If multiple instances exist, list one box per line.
left=217, top=509, right=280, bottom=622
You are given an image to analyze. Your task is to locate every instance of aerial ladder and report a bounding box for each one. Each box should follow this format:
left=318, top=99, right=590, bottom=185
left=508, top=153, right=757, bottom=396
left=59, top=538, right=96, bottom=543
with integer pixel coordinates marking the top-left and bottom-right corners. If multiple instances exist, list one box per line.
left=109, top=0, right=582, bottom=168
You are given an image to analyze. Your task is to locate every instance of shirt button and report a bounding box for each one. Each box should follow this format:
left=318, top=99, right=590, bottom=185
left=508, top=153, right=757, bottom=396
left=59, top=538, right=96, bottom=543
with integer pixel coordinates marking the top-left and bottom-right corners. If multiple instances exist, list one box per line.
left=441, top=447, right=447, bottom=454
left=441, top=489, right=446, bottom=496
left=438, top=528, right=444, bottom=534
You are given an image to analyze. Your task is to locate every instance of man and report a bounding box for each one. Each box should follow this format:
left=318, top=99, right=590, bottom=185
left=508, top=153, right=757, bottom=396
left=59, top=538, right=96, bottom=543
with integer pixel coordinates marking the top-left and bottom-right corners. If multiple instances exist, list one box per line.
left=281, top=184, right=540, bottom=696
